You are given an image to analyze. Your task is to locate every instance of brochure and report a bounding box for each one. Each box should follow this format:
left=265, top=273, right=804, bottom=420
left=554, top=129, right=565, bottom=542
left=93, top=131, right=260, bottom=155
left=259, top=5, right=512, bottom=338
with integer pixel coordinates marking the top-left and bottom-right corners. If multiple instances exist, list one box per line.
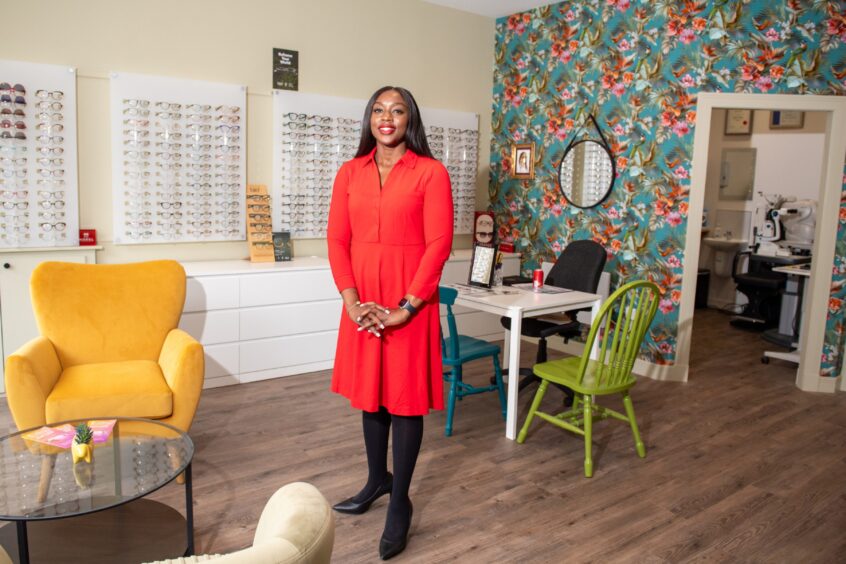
left=23, top=419, right=117, bottom=449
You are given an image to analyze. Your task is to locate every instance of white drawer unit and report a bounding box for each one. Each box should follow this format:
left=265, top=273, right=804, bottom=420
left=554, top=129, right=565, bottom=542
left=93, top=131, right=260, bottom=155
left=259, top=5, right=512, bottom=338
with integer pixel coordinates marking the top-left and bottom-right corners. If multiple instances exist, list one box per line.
left=239, top=270, right=338, bottom=307
left=180, top=252, right=520, bottom=389
left=184, top=275, right=240, bottom=312
left=179, top=310, right=239, bottom=345
left=240, top=301, right=340, bottom=341
left=204, top=343, right=240, bottom=386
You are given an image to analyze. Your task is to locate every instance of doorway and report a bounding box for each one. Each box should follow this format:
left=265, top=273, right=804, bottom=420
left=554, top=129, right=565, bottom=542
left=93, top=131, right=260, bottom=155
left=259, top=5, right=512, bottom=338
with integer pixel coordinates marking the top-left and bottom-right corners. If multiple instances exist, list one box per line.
left=677, top=93, right=846, bottom=393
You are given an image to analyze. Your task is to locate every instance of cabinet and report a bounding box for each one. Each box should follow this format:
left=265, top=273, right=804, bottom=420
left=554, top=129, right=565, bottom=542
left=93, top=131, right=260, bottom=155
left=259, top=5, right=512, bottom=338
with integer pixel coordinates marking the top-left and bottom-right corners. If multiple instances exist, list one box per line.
left=180, top=251, right=519, bottom=389
left=0, top=247, right=100, bottom=392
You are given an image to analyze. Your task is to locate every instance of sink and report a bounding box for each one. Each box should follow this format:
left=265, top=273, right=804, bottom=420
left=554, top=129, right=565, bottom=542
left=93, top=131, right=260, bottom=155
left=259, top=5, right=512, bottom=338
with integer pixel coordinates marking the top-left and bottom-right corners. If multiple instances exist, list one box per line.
left=702, top=237, right=748, bottom=252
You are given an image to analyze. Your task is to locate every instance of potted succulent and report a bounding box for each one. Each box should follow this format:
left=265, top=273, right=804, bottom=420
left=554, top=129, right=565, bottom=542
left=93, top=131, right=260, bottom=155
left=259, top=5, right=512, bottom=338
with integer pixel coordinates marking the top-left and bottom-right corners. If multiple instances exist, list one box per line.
left=71, top=423, right=93, bottom=464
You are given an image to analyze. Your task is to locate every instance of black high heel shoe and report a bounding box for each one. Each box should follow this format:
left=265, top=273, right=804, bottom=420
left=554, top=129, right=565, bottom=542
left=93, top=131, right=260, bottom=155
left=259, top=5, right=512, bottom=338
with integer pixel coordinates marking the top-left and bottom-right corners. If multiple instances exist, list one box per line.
left=379, top=500, right=413, bottom=561
left=332, top=472, right=393, bottom=515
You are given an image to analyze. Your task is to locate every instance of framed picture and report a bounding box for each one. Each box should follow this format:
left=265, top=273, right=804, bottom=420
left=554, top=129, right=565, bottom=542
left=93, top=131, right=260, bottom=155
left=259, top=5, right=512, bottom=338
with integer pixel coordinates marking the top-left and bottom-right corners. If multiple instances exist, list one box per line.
left=468, top=242, right=497, bottom=288
left=770, top=110, right=805, bottom=129
left=511, top=142, right=535, bottom=179
left=725, top=109, right=753, bottom=135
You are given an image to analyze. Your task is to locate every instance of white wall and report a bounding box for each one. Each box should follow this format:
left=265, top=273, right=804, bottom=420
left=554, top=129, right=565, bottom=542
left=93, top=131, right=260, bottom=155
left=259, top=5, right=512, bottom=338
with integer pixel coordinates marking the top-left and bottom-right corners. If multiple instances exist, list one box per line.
left=5, top=0, right=495, bottom=263
left=703, top=109, right=826, bottom=228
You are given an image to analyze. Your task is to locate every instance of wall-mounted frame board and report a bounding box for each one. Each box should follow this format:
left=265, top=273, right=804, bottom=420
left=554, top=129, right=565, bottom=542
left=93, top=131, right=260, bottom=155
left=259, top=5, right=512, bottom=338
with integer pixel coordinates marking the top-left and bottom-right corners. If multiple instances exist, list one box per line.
left=0, top=60, right=79, bottom=248
left=110, top=72, right=246, bottom=244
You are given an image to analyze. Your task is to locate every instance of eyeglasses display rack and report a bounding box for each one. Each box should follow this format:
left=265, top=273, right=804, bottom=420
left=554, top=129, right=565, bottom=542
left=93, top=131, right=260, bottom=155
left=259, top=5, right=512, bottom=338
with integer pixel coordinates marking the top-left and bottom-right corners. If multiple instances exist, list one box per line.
left=425, top=125, right=478, bottom=235
left=247, top=184, right=273, bottom=262
left=0, top=60, right=79, bottom=248
left=273, top=91, right=478, bottom=239
left=110, top=72, right=246, bottom=245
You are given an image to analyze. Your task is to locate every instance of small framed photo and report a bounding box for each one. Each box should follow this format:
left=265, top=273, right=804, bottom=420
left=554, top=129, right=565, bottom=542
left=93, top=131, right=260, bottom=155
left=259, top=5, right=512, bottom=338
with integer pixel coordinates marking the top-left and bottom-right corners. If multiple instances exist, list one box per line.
left=468, top=242, right=497, bottom=288
left=473, top=211, right=495, bottom=245
left=725, top=109, right=753, bottom=135
left=770, top=110, right=804, bottom=129
left=511, top=142, right=535, bottom=179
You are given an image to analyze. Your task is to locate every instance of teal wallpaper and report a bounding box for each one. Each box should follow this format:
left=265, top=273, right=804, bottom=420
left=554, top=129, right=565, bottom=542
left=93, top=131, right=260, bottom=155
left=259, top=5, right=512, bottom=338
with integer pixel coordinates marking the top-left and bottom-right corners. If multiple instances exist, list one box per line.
left=490, top=0, right=846, bottom=373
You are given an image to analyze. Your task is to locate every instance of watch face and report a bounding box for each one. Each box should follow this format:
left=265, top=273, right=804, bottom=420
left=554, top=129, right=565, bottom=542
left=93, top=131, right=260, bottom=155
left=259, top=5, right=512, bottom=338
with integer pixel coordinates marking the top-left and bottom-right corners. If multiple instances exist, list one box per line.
left=399, top=298, right=408, bottom=307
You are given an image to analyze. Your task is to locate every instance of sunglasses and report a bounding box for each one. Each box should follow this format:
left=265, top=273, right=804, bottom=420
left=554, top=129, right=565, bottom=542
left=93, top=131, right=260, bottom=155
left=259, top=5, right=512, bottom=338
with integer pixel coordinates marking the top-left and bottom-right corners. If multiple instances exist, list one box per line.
left=0, top=83, right=25, bottom=94
left=0, top=95, right=26, bottom=106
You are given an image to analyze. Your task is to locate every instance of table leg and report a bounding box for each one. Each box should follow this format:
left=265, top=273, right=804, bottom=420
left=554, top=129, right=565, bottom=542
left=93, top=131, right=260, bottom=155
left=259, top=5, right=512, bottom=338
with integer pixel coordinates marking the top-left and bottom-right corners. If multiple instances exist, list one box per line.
left=506, top=312, right=522, bottom=440
left=589, top=298, right=601, bottom=360
left=502, top=328, right=510, bottom=373
left=36, top=454, right=56, bottom=504
left=16, top=521, right=28, bottom=564
left=184, top=462, right=194, bottom=556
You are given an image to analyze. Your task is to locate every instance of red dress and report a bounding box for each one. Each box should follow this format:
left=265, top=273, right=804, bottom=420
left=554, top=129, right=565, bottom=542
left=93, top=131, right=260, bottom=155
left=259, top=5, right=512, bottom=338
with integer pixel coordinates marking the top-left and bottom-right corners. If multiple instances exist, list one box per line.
left=327, top=148, right=454, bottom=415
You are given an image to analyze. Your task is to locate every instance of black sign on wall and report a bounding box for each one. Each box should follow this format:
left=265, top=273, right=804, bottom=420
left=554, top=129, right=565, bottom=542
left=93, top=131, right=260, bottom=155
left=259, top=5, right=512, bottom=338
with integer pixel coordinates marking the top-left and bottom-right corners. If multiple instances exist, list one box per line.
left=273, top=48, right=299, bottom=91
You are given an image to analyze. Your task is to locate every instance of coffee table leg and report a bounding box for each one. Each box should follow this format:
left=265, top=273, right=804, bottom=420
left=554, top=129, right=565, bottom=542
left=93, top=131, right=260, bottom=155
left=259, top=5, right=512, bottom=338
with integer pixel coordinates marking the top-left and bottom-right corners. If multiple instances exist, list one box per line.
left=184, top=463, right=194, bottom=556
left=16, top=521, right=29, bottom=564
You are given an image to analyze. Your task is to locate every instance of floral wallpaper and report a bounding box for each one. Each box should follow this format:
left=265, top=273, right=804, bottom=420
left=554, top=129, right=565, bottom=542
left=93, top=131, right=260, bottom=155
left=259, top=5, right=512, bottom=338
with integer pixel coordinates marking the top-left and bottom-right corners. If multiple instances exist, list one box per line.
left=490, top=0, right=846, bottom=374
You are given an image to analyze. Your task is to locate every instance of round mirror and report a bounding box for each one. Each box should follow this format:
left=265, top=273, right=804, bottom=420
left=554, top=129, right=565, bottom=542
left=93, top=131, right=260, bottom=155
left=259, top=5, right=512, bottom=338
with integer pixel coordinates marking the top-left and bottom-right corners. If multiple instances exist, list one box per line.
left=557, top=139, right=615, bottom=208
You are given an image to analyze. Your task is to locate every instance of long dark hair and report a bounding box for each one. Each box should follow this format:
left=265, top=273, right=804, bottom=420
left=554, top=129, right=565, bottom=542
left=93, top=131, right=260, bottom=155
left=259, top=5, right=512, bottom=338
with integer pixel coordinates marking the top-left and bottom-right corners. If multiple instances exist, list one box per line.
left=354, top=86, right=434, bottom=159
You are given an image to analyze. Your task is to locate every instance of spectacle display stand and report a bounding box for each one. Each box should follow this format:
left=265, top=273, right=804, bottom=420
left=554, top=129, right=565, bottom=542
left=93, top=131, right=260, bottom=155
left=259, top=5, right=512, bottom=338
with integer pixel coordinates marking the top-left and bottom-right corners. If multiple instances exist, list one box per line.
left=110, top=72, right=246, bottom=245
left=247, top=184, right=273, bottom=262
left=0, top=60, right=80, bottom=248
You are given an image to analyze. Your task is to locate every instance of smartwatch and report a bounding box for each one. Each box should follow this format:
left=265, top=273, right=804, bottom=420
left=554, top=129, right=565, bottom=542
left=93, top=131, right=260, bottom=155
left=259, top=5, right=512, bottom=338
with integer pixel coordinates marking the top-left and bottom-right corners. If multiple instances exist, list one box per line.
left=398, top=298, right=418, bottom=317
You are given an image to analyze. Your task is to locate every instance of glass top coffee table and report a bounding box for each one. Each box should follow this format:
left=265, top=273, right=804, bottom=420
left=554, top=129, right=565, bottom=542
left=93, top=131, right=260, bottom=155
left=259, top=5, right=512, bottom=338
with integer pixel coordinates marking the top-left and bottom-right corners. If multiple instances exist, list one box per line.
left=0, top=417, right=194, bottom=564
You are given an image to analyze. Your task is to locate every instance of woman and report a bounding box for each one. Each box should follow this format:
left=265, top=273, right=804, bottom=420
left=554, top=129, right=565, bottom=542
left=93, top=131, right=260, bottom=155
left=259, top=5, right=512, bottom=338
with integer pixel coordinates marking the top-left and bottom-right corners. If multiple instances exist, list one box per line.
left=326, top=86, right=453, bottom=560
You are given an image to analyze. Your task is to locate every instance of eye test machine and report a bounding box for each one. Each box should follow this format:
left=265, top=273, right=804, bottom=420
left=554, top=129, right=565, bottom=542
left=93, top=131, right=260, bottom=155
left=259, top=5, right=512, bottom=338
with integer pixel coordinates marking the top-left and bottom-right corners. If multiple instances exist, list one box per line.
left=741, top=192, right=817, bottom=364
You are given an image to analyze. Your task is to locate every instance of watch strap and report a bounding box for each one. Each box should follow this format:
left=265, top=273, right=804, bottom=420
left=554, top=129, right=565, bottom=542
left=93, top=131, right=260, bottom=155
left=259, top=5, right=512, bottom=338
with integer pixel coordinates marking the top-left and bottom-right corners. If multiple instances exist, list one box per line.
left=398, top=298, right=418, bottom=316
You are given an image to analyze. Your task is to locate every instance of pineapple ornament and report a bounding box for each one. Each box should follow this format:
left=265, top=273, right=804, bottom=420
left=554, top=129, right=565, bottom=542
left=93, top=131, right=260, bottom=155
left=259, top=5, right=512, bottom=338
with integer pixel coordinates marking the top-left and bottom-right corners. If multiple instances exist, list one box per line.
left=71, top=423, right=94, bottom=464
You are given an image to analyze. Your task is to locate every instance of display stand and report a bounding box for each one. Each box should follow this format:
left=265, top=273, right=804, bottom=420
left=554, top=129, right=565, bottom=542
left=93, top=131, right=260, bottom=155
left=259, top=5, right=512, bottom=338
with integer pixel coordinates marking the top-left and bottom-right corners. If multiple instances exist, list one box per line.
left=247, top=184, right=273, bottom=262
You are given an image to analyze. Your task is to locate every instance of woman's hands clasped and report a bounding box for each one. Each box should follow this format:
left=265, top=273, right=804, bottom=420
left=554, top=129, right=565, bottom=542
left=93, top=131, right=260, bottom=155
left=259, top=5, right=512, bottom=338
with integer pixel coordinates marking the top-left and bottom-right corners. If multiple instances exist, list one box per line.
left=347, top=301, right=411, bottom=338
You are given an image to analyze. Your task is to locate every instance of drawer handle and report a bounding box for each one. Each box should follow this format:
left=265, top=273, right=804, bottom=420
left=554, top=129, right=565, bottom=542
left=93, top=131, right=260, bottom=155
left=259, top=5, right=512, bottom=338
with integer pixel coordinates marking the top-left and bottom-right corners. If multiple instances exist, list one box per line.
left=2, top=263, right=9, bottom=269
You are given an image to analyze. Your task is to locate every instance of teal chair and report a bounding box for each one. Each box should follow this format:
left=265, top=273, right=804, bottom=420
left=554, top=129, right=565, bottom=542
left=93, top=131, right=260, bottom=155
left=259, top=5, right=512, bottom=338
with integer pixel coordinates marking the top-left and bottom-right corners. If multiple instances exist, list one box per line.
left=517, top=280, right=660, bottom=477
left=439, top=286, right=507, bottom=437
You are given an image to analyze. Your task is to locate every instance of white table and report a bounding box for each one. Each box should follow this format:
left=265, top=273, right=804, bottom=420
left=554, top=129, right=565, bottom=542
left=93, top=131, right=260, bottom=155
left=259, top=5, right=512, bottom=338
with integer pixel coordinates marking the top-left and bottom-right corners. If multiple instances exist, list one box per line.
left=764, top=263, right=811, bottom=365
left=450, top=285, right=602, bottom=440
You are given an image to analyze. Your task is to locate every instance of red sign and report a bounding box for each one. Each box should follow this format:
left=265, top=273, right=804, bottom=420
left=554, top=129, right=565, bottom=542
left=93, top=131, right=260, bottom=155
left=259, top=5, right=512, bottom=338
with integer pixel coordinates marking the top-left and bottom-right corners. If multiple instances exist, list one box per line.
left=79, top=229, right=97, bottom=246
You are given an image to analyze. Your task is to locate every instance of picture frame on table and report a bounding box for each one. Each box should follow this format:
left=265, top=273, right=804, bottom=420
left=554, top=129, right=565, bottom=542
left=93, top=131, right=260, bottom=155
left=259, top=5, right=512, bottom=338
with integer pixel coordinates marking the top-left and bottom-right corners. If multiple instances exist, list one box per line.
left=468, top=242, right=497, bottom=288
left=511, top=142, right=535, bottom=179
left=724, top=109, right=753, bottom=135
left=473, top=211, right=495, bottom=246
left=769, top=110, right=804, bottom=130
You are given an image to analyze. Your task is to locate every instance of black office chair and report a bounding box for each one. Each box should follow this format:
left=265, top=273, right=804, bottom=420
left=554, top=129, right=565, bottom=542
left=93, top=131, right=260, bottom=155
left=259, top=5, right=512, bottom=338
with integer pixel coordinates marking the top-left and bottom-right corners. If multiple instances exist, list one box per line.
left=731, top=250, right=785, bottom=327
left=500, top=239, right=607, bottom=393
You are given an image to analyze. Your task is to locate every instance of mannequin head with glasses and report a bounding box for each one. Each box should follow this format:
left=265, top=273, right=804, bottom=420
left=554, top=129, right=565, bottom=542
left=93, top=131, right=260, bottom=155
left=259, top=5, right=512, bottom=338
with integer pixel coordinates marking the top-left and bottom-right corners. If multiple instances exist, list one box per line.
left=355, top=86, right=433, bottom=160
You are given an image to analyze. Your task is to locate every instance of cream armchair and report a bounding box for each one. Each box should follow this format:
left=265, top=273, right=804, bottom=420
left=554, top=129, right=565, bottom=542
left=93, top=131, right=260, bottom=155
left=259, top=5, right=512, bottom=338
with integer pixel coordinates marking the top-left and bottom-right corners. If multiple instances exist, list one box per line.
left=146, top=482, right=335, bottom=564
left=4, top=260, right=204, bottom=433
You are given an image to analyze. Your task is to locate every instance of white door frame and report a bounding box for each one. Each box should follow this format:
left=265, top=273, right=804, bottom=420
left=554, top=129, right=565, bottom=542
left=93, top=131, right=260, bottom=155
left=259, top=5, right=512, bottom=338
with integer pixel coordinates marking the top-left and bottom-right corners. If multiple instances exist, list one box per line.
left=678, top=93, right=846, bottom=393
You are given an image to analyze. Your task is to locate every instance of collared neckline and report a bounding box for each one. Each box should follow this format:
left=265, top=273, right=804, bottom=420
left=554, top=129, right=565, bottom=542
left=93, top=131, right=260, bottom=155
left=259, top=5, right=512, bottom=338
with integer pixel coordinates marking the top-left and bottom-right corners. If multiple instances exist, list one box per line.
left=362, top=147, right=419, bottom=169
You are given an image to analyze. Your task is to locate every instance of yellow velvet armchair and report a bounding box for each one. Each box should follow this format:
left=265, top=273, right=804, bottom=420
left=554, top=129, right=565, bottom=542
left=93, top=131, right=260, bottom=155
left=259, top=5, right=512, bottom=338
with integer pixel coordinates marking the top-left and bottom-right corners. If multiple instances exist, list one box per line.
left=4, top=260, right=204, bottom=433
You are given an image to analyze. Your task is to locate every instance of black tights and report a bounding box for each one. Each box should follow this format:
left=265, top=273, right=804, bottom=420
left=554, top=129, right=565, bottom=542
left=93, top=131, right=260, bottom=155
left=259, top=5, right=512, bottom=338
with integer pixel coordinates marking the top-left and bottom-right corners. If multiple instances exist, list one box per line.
left=358, top=406, right=422, bottom=539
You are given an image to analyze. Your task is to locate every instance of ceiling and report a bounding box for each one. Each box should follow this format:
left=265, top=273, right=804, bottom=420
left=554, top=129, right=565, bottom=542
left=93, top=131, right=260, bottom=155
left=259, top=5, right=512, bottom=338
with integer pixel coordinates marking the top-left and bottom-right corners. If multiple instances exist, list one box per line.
left=421, top=0, right=554, bottom=18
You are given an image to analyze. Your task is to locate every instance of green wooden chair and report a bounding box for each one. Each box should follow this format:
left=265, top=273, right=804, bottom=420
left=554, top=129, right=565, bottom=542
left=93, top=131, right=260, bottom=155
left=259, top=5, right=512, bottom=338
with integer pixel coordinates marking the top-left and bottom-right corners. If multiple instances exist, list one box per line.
left=439, top=286, right=506, bottom=437
left=517, top=280, right=660, bottom=477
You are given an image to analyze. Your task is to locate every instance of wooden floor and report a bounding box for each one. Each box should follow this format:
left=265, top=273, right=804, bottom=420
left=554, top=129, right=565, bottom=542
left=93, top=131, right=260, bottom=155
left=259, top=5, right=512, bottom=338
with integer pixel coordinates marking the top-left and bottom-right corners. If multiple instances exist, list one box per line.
left=6, top=308, right=846, bottom=562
